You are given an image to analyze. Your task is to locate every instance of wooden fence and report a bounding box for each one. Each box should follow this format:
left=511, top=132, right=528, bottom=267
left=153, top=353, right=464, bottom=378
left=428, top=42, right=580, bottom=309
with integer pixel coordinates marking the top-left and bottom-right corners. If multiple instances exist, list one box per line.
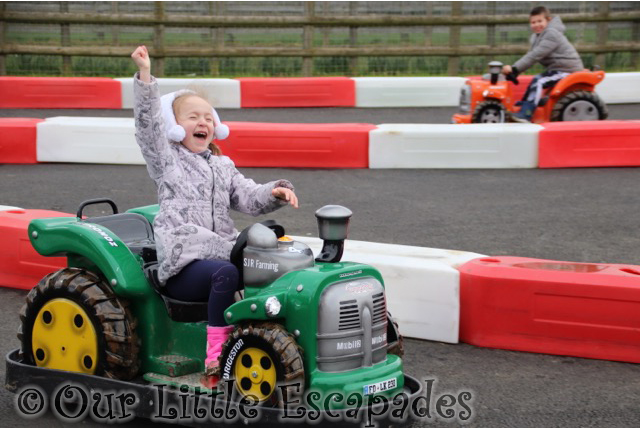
left=1, top=1, right=639, bottom=76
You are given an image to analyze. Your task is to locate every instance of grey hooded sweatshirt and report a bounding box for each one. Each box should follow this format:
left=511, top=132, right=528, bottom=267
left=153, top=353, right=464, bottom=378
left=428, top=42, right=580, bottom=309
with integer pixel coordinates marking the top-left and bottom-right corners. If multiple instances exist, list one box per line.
left=133, top=74, right=294, bottom=285
left=513, top=16, right=584, bottom=74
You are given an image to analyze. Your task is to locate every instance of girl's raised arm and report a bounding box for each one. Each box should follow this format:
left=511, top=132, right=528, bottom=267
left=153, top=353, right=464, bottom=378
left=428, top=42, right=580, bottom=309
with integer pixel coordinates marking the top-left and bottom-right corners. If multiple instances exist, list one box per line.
left=131, top=46, right=175, bottom=180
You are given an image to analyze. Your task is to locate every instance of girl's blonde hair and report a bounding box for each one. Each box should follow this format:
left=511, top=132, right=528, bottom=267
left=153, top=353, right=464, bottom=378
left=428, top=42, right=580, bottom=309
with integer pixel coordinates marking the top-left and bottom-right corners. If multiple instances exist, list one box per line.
left=172, top=89, right=222, bottom=156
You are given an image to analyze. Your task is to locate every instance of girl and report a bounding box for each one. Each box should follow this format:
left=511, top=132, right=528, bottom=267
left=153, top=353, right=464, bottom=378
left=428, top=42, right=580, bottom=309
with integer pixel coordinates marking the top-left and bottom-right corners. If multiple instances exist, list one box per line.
left=131, top=45, right=298, bottom=378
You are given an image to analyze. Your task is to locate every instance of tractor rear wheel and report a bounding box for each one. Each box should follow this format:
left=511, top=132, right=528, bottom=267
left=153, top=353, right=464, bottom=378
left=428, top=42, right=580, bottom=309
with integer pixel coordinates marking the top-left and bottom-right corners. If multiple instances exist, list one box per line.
left=551, top=90, right=608, bottom=122
left=18, top=268, right=140, bottom=380
left=218, top=322, right=304, bottom=406
left=472, top=100, right=506, bottom=123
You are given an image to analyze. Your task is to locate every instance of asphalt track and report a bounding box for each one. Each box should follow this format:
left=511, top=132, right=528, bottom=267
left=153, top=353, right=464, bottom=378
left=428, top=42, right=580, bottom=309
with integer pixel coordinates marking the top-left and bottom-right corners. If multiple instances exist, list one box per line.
left=1, top=105, right=640, bottom=427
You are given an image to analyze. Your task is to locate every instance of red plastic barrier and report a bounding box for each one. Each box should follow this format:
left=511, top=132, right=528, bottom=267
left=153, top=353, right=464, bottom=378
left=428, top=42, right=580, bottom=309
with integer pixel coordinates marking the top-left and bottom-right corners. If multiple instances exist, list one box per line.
left=0, top=77, right=122, bottom=109
left=218, top=122, right=375, bottom=168
left=238, top=77, right=356, bottom=108
left=0, top=209, right=72, bottom=290
left=459, top=256, right=640, bottom=363
left=539, top=121, right=640, bottom=168
left=0, top=118, right=43, bottom=164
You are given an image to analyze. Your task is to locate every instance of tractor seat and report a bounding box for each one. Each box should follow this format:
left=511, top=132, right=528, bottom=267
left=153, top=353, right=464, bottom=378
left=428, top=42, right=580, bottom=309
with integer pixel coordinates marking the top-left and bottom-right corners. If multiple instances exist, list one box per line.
left=85, top=213, right=206, bottom=322
left=84, top=213, right=157, bottom=263
left=143, top=262, right=208, bottom=323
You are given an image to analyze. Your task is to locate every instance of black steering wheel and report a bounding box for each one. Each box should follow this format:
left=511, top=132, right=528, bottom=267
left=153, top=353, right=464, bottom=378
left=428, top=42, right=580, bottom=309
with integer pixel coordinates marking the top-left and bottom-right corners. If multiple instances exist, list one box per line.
left=230, top=220, right=285, bottom=287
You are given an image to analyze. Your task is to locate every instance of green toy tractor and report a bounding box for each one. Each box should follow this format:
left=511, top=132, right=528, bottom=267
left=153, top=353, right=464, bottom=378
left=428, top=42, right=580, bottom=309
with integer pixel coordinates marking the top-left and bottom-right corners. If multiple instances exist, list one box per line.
left=7, top=198, right=420, bottom=421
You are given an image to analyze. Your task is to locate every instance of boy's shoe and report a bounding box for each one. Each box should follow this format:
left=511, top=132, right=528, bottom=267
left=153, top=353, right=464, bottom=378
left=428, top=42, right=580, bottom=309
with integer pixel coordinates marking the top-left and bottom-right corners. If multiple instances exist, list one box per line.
left=509, top=114, right=531, bottom=123
left=509, top=101, right=536, bottom=123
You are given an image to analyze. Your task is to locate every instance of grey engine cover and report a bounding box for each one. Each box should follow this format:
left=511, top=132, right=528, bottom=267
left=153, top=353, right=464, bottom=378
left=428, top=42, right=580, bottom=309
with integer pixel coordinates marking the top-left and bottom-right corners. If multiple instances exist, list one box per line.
left=317, top=277, right=387, bottom=372
left=242, top=223, right=314, bottom=287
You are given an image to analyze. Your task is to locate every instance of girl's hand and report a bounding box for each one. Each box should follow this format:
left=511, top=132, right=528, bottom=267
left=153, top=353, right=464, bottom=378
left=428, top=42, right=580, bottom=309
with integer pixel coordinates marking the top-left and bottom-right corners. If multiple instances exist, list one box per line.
left=502, top=64, right=513, bottom=75
left=272, top=187, right=299, bottom=208
left=131, top=45, right=151, bottom=83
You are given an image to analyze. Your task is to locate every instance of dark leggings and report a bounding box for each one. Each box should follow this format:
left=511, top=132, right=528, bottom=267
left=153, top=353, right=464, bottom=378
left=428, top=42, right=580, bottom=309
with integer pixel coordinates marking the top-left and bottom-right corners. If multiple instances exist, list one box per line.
left=165, top=259, right=239, bottom=327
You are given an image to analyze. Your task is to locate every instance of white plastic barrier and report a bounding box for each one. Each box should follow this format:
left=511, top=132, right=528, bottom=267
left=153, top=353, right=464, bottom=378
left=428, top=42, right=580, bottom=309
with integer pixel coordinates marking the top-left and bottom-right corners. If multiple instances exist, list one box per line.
left=596, top=72, right=640, bottom=104
left=293, top=236, right=485, bottom=343
left=0, top=205, right=22, bottom=211
left=353, top=77, right=466, bottom=107
left=117, top=78, right=241, bottom=109
left=369, top=123, right=542, bottom=169
left=37, top=117, right=144, bottom=165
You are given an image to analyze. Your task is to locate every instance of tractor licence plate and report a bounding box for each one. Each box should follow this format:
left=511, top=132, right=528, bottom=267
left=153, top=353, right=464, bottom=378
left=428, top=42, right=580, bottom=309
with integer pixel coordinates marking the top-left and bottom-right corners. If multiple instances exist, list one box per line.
left=363, top=378, right=397, bottom=395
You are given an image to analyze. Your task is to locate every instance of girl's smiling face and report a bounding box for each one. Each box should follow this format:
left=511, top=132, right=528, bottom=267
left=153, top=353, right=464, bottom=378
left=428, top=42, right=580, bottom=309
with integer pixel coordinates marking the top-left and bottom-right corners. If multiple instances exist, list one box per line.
left=529, top=14, right=550, bottom=34
left=174, top=95, right=215, bottom=153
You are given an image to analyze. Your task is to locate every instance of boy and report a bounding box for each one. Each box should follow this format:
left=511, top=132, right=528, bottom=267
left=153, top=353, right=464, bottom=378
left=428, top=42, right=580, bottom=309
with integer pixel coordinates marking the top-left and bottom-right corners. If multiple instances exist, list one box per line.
left=502, top=6, right=584, bottom=122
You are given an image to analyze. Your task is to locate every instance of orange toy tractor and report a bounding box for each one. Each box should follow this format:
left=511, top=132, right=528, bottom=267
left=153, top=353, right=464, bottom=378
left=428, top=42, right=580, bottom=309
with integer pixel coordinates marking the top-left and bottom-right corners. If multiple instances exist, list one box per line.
left=452, top=61, right=608, bottom=124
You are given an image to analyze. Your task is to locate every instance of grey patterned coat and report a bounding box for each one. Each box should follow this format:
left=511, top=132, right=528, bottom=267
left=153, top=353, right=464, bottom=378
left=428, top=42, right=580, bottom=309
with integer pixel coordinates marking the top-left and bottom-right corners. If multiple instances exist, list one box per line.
left=514, top=16, right=584, bottom=74
left=133, top=74, right=294, bottom=285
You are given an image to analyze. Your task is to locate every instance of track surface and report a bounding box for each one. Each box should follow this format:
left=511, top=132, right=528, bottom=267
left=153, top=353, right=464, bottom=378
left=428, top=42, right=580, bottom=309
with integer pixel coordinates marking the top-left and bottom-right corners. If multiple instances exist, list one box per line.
left=1, top=105, right=640, bottom=427
left=1, top=103, right=639, bottom=123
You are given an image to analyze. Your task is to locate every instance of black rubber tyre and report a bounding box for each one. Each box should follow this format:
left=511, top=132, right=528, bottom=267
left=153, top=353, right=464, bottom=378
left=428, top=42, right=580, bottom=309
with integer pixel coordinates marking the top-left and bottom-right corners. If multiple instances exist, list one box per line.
left=471, top=100, right=506, bottom=123
left=386, top=312, right=404, bottom=358
left=218, top=322, right=304, bottom=407
left=18, top=268, right=140, bottom=380
left=551, top=90, right=608, bottom=122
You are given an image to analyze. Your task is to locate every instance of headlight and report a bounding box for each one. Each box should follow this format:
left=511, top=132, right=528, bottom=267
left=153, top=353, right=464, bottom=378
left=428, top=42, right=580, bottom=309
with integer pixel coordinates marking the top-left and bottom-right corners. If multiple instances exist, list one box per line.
left=265, top=296, right=281, bottom=317
left=458, top=84, right=471, bottom=114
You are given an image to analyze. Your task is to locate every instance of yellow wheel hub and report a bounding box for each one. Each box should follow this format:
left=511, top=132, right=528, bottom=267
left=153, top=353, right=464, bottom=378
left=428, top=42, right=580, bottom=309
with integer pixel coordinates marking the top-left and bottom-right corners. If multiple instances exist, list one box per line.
left=31, top=298, right=98, bottom=374
left=234, top=348, right=277, bottom=401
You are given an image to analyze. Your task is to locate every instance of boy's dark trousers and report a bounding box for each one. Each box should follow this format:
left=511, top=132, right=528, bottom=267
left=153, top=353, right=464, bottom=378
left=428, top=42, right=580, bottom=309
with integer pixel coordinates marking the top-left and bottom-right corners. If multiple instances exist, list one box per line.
left=515, top=70, right=569, bottom=121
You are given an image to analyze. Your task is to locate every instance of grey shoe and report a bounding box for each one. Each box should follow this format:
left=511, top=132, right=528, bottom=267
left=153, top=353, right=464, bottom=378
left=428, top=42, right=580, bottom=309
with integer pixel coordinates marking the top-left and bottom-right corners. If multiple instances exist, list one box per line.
left=509, top=114, right=531, bottom=123
left=509, top=100, right=536, bottom=123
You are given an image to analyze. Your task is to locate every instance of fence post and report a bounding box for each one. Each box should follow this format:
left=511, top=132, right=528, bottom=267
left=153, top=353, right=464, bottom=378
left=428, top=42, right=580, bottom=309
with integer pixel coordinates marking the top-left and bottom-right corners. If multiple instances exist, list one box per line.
left=348, top=1, right=358, bottom=76
left=595, top=2, right=609, bottom=68
left=632, top=20, right=639, bottom=70
left=209, top=2, right=224, bottom=76
left=485, top=2, right=496, bottom=69
left=154, top=1, right=165, bottom=77
left=447, top=2, right=461, bottom=76
left=576, top=1, right=588, bottom=44
left=302, top=2, right=315, bottom=76
left=322, top=2, right=330, bottom=47
left=111, top=2, right=119, bottom=46
left=487, top=3, right=496, bottom=47
left=60, top=2, right=71, bottom=75
left=0, top=2, right=6, bottom=75
left=424, top=2, right=433, bottom=47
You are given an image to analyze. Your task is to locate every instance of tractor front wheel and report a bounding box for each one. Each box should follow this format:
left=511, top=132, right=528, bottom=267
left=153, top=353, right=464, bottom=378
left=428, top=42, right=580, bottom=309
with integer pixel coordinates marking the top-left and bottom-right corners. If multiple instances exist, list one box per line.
left=218, top=322, right=304, bottom=406
left=472, top=100, right=506, bottom=123
left=551, top=90, right=608, bottom=122
left=18, top=268, right=140, bottom=380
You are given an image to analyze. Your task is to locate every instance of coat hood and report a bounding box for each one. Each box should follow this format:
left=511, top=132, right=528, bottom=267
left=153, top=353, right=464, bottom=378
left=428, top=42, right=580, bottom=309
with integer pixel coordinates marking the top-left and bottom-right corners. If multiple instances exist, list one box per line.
left=546, top=16, right=566, bottom=34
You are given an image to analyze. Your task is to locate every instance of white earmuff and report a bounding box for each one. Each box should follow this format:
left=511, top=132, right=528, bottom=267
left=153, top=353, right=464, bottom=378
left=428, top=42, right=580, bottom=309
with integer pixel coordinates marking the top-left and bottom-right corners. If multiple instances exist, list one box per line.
left=160, top=90, right=229, bottom=142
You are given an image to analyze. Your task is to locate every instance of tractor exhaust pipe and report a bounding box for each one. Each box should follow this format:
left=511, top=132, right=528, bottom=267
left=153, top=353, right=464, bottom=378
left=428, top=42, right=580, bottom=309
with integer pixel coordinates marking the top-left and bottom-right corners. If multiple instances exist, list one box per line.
left=488, top=61, right=503, bottom=85
left=315, top=205, right=352, bottom=263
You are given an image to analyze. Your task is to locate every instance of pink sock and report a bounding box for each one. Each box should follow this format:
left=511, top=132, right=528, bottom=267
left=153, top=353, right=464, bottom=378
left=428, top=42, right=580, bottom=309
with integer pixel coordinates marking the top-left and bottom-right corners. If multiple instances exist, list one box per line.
left=205, top=325, right=234, bottom=367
